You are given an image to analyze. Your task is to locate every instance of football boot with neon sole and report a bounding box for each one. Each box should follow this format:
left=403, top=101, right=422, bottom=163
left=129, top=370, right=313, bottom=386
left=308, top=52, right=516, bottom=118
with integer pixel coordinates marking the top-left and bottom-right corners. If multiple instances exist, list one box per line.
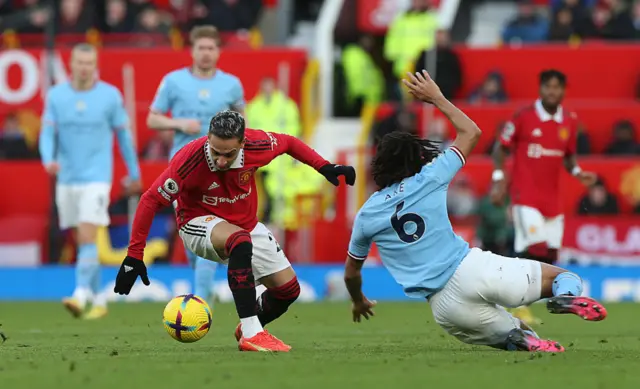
left=238, top=331, right=291, bottom=352
left=62, top=298, right=84, bottom=318
left=506, top=329, right=565, bottom=353
left=547, top=295, right=607, bottom=321
left=84, top=305, right=108, bottom=320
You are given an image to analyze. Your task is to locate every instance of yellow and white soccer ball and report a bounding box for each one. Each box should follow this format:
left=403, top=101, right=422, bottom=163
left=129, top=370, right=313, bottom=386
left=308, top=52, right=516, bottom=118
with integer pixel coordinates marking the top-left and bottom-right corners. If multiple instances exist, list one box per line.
left=162, top=294, right=212, bottom=343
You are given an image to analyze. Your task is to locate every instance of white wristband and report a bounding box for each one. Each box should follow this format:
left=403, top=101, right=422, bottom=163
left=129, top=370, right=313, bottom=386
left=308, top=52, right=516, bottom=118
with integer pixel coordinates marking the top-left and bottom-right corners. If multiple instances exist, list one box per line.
left=492, top=170, right=505, bottom=181
left=571, top=166, right=582, bottom=176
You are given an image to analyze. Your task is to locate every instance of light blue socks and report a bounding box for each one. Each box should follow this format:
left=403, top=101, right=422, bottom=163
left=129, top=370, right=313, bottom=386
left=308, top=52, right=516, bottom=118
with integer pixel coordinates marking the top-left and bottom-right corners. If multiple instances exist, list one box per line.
left=187, top=249, right=218, bottom=302
left=74, top=243, right=99, bottom=306
left=552, top=272, right=583, bottom=296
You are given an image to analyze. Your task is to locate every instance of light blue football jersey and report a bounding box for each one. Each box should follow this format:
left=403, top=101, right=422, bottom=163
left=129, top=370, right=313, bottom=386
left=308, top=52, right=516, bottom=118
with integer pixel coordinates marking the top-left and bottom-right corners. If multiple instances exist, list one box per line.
left=39, top=81, right=140, bottom=184
left=348, top=147, right=471, bottom=299
left=150, top=68, right=245, bottom=158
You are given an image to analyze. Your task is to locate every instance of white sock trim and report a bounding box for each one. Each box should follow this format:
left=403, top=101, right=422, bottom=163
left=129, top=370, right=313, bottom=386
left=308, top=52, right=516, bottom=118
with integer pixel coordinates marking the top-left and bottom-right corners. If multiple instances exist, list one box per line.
left=240, top=316, right=263, bottom=339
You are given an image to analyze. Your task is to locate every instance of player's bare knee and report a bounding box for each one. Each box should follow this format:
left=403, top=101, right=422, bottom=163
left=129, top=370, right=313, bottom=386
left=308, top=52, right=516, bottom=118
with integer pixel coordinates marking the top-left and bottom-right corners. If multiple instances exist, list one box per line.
left=77, top=223, right=98, bottom=244
left=209, top=221, right=249, bottom=253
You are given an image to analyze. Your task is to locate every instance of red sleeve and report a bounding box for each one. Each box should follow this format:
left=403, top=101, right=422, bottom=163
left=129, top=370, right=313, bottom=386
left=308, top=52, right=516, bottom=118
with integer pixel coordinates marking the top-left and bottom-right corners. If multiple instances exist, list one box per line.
left=126, top=145, right=199, bottom=260
left=267, top=132, right=330, bottom=170
left=499, top=113, right=520, bottom=148
left=566, top=113, right=579, bottom=156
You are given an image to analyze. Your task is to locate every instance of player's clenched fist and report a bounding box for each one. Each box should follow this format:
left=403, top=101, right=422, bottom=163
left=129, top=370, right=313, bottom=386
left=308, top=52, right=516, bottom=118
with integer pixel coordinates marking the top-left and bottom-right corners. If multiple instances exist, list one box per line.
left=114, top=256, right=150, bottom=295
left=319, top=164, right=356, bottom=186
left=402, top=70, right=444, bottom=104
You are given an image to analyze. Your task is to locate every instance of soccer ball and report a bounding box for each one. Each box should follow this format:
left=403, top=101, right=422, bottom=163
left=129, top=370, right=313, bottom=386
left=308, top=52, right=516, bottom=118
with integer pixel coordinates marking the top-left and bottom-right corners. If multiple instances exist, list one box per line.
left=162, top=294, right=212, bottom=343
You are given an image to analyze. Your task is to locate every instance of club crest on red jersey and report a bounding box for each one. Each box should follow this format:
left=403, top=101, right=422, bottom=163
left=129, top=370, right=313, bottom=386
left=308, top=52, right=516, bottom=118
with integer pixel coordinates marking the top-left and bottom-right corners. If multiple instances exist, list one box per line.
left=558, top=127, right=569, bottom=141
left=239, top=169, right=253, bottom=186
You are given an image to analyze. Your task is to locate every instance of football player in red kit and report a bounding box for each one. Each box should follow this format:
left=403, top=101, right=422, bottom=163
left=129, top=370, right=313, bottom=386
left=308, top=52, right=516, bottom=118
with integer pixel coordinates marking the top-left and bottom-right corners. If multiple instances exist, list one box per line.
left=491, top=70, right=596, bottom=325
left=113, top=110, right=356, bottom=352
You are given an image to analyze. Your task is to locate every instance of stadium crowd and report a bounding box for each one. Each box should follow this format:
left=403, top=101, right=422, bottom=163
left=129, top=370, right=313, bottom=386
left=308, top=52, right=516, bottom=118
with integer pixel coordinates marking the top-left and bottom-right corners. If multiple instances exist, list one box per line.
left=0, top=0, right=264, bottom=33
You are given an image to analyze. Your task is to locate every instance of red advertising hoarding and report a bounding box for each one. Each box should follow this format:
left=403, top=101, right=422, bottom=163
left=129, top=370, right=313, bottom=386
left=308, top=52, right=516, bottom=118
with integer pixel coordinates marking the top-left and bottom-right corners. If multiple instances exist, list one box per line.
left=560, top=217, right=640, bottom=265
left=0, top=48, right=307, bottom=151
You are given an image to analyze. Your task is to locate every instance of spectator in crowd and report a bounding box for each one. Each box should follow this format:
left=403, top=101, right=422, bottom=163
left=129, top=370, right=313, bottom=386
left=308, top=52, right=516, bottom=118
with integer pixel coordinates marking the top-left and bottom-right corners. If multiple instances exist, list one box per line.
left=384, top=0, right=439, bottom=79
left=104, top=0, right=133, bottom=33
left=447, top=174, right=477, bottom=218
left=371, top=106, right=417, bottom=148
left=476, top=190, right=514, bottom=257
left=57, top=0, right=95, bottom=33
left=467, top=71, right=507, bottom=105
left=594, top=0, right=635, bottom=40
left=501, top=0, right=549, bottom=44
left=577, top=177, right=619, bottom=215
left=0, top=0, right=51, bottom=33
left=551, top=0, right=597, bottom=38
left=341, top=34, right=384, bottom=117
left=0, top=113, right=36, bottom=160
left=576, top=123, right=592, bottom=154
left=605, top=120, right=640, bottom=155
left=414, top=29, right=462, bottom=100
left=135, top=5, right=170, bottom=34
left=141, top=131, right=172, bottom=161
left=632, top=0, right=640, bottom=37
left=191, top=0, right=262, bottom=32
left=548, top=7, right=577, bottom=41
left=426, top=117, right=452, bottom=151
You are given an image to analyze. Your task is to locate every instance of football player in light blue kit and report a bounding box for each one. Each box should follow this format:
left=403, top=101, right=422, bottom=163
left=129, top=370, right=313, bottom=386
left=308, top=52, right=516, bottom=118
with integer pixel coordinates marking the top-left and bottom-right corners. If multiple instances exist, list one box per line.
left=146, top=25, right=245, bottom=303
left=344, top=70, right=608, bottom=352
left=39, top=44, right=141, bottom=319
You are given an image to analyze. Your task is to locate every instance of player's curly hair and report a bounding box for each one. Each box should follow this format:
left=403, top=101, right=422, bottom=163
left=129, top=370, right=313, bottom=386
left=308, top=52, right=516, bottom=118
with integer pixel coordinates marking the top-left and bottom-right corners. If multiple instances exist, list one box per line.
left=209, top=110, right=245, bottom=140
left=371, top=131, right=441, bottom=189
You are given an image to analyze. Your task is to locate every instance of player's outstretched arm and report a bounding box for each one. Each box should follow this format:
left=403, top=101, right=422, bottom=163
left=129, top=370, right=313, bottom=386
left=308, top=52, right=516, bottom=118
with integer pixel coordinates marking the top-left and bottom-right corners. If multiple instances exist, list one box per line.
left=114, top=158, right=187, bottom=295
left=268, top=132, right=356, bottom=186
left=402, top=70, right=482, bottom=158
left=344, top=255, right=377, bottom=322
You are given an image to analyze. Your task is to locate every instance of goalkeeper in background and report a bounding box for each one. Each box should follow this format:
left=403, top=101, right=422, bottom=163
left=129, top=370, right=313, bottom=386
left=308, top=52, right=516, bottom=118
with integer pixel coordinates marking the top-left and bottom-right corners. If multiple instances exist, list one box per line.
left=39, top=44, right=141, bottom=319
left=146, top=25, right=245, bottom=303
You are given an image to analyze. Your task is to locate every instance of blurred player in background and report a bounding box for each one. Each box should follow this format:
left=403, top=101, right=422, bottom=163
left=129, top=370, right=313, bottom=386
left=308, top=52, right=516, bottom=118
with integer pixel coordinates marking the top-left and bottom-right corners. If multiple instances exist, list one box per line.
left=344, top=70, right=606, bottom=353
left=39, top=44, right=141, bottom=319
left=491, top=70, right=596, bottom=325
left=114, top=111, right=356, bottom=352
left=146, top=25, right=245, bottom=304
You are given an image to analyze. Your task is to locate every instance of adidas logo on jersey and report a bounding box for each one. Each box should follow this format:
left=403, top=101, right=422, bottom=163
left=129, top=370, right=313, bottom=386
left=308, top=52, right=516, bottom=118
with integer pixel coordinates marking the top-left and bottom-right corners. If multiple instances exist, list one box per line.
left=208, top=181, right=219, bottom=190
left=532, top=128, right=542, bottom=137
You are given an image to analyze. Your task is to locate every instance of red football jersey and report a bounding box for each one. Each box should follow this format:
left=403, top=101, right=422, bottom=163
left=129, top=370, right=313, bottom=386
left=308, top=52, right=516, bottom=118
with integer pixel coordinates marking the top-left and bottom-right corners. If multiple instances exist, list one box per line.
left=499, top=100, right=578, bottom=217
left=127, top=129, right=330, bottom=260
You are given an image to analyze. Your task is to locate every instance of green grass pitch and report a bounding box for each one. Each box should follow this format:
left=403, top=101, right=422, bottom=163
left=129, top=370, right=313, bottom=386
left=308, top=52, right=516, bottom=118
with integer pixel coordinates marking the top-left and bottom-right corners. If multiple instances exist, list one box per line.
left=0, top=302, right=639, bottom=388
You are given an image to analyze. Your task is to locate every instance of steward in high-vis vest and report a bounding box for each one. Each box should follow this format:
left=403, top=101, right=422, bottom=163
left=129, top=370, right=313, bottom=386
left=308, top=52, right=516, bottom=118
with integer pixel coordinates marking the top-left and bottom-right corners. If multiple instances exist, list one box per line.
left=246, top=77, right=303, bottom=225
left=384, top=0, right=439, bottom=78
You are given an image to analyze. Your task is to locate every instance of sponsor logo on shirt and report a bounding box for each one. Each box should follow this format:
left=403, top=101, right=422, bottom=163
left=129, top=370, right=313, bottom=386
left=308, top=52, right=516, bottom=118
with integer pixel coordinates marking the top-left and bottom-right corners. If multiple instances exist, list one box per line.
left=527, top=144, right=564, bottom=159
left=202, top=187, right=252, bottom=206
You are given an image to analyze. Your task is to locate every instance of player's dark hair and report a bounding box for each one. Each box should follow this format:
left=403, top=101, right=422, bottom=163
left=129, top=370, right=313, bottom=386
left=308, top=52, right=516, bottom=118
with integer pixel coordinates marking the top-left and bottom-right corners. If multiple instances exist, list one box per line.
left=208, top=110, right=245, bottom=140
left=371, top=131, right=441, bottom=189
left=539, top=69, right=566, bottom=87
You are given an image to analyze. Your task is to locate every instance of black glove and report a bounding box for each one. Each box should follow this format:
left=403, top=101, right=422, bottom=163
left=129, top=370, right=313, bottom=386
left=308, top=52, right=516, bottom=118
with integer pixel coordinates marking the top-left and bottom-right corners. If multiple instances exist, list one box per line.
left=319, top=164, right=356, bottom=186
left=114, top=256, right=150, bottom=295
